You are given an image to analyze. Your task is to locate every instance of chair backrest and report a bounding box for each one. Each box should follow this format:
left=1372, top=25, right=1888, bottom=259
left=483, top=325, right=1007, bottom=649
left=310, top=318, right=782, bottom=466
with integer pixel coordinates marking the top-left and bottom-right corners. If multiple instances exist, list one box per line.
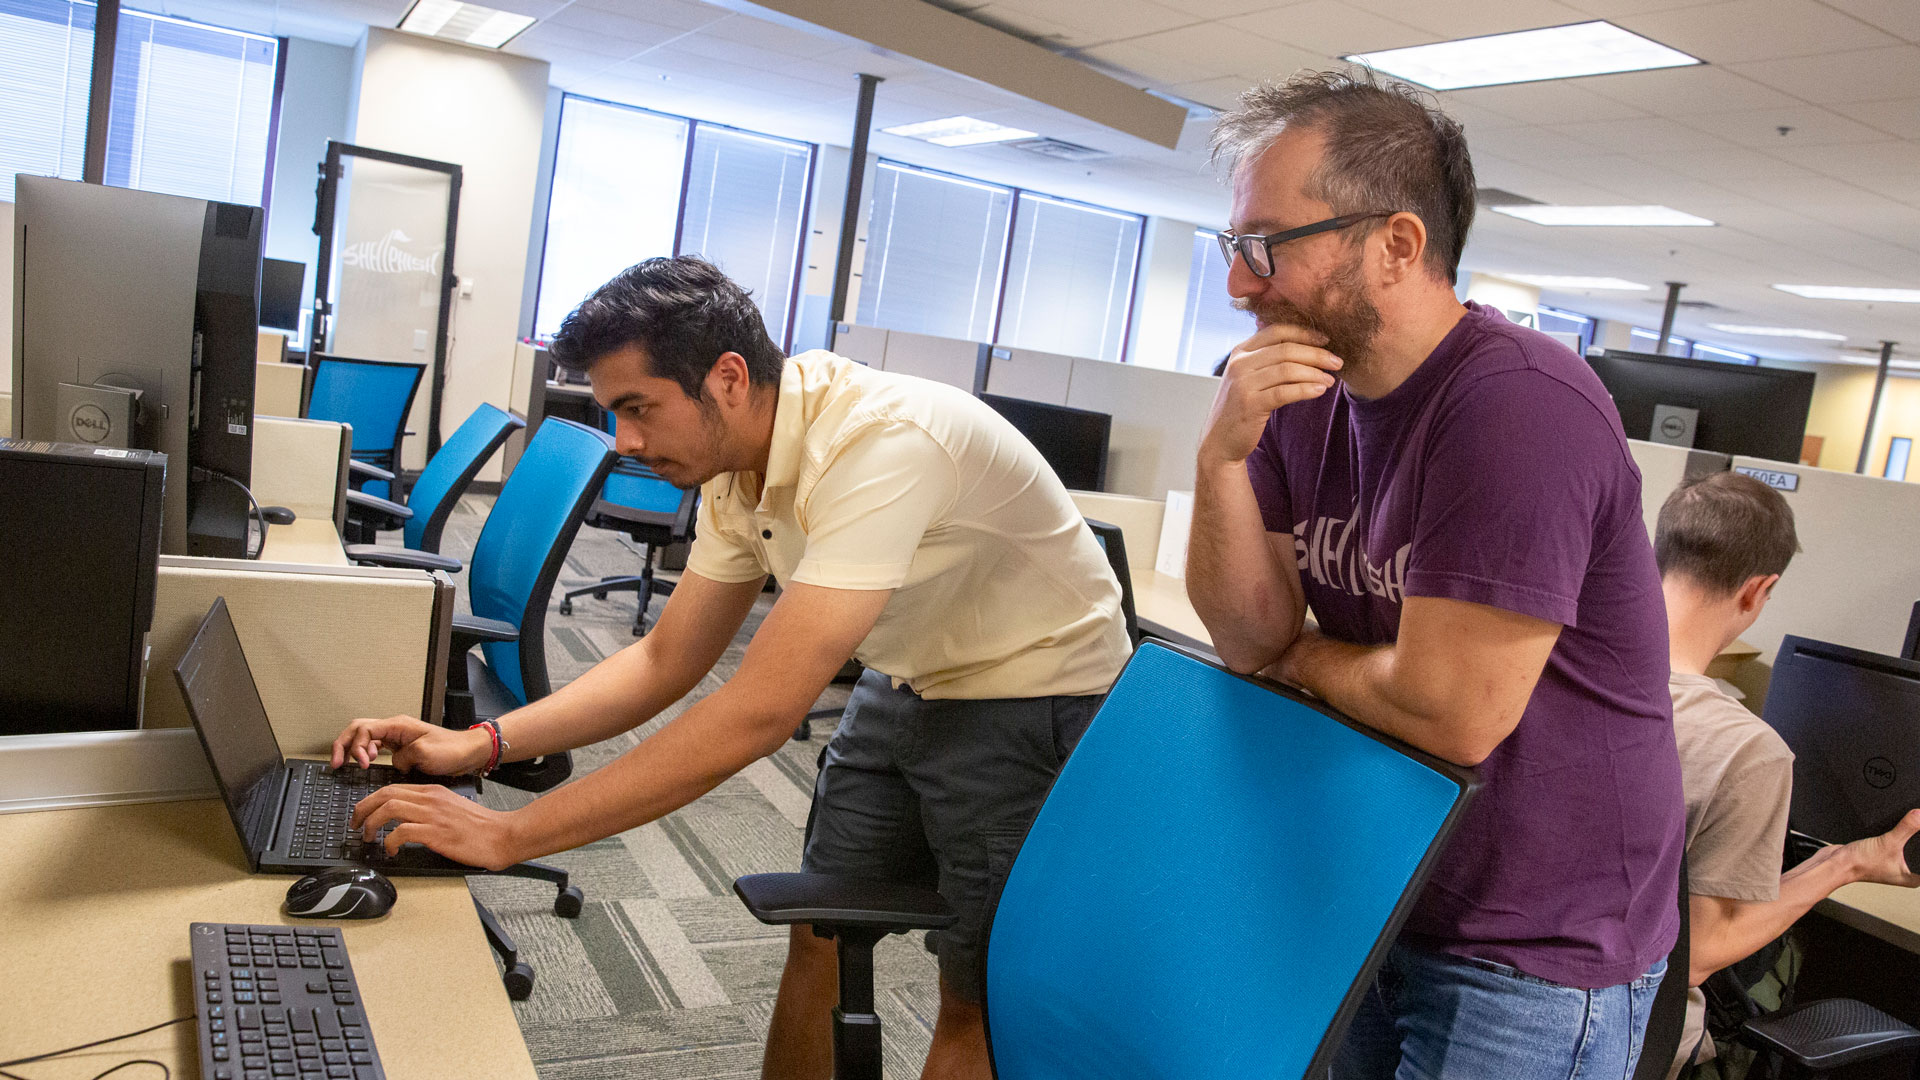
left=1083, top=518, right=1138, bottom=645
left=403, top=403, right=525, bottom=553
left=983, top=641, right=1479, bottom=1080
left=468, top=418, right=618, bottom=705
left=1634, top=847, right=1691, bottom=1080
left=304, top=355, right=426, bottom=499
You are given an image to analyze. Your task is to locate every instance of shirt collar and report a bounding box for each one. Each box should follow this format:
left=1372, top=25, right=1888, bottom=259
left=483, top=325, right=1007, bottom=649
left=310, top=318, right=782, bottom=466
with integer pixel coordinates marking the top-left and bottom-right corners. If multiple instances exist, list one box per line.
left=762, top=357, right=806, bottom=495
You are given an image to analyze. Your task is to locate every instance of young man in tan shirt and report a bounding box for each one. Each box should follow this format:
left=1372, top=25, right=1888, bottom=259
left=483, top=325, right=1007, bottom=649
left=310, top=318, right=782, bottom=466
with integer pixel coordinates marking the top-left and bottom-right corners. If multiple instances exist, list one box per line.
left=330, top=257, right=1129, bottom=1080
left=1658, top=471, right=1920, bottom=1077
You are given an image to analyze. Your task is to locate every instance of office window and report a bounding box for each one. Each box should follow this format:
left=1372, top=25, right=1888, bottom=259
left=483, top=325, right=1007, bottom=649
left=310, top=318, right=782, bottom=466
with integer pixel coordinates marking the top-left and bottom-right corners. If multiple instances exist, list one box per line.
left=857, top=161, right=1012, bottom=342
left=535, top=97, right=689, bottom=339
left=1886, top=437, right=1912, bottom=482
left=1631, top=326, right=1691, bottom=358
left=0, top=0, right=94, bottom=203
left=1537, top=305, right=1595, bottom=356
left=680, top=126, right=813, bottom=347
left=1178, top=230, right=1253, bottom=375
left=104, top=11, right=277, bottom=205
left=997, top=193, right=1142, bottom=363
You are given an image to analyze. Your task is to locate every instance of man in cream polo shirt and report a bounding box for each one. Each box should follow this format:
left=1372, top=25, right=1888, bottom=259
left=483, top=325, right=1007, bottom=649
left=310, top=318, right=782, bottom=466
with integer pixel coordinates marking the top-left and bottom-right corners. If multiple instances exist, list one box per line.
left=333, top=256, right=1128, bottom=1080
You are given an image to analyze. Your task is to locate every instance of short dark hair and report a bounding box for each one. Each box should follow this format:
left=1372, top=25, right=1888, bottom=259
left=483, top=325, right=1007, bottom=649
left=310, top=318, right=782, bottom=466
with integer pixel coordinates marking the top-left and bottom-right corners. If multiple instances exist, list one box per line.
left=549, top=255, right=785, bottom=399
left=1210, top=69, right=1477, bottom=285
left=1655, top=472, right=1800, bottom=595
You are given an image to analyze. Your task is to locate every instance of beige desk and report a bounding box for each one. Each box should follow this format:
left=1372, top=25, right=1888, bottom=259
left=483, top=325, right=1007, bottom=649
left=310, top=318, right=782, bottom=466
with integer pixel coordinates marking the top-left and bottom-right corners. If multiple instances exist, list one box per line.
left=1133, top=571, right=1213, bottom=650
left=1822, top=881, right=1920, bottom=955
left=260, top=517, right=350, bottom=566
left=0, top=799, right=535, bottom=1080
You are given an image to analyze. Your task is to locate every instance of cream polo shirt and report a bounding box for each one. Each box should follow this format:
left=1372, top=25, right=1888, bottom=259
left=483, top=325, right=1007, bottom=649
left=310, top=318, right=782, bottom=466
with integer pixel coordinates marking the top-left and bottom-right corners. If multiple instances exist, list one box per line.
left=685, top=350, right=1130, bottom=701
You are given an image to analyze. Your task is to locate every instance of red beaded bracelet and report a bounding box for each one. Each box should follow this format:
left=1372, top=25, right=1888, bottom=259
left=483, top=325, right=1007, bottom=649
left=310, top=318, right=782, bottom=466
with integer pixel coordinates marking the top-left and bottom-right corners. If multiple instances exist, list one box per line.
left=468, top=719, right=503, bottom=775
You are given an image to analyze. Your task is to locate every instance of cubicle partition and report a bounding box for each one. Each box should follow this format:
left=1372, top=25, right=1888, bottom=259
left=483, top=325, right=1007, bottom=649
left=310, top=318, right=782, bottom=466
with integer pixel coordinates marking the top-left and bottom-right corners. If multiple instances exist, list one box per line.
left=1626, top=439, right=1732, bottom=542
left=144, top=558, right=453, bottom=757
left=829, top=322, right=889, bottom=368
left=252, top=415, right=352, bottom=538
left=1735, top=457, right=1920, bottom=665
left=0, top=390, right=10, bottom=438
left=874, top=328, right=990, bottom=393
left=984, top=344, right=1075, bottom=403
left=1063, top=358, right=1217, bottom=501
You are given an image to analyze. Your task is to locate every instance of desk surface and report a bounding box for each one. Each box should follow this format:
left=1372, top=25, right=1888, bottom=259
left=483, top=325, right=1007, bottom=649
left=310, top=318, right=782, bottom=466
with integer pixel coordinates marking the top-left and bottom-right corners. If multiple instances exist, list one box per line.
left=0, top=799, right=535, bottom=1080
left=1132, top=571, right=1212, bottom=650
left=1823, top=882, right=1920, bottom=954
left=260, top=517, right=349, bottom=566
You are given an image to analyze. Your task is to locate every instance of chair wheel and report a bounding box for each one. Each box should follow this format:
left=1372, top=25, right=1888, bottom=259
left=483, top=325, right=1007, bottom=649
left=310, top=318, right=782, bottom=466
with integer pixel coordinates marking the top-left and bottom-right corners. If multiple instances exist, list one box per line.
left=503, top=962, right=534, bottom=1000
left=592, top=590, right=608, bottom=600
left=555, top=886, right=584, bottom=918
left=559, top=599, right=573, bottom=615
left=792, top=720, right=812, bottom=742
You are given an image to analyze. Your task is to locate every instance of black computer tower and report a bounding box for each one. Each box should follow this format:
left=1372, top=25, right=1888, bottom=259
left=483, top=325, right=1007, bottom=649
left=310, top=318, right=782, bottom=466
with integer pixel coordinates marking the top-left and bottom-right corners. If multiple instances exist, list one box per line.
left=0, top=439, right=166, bottom=735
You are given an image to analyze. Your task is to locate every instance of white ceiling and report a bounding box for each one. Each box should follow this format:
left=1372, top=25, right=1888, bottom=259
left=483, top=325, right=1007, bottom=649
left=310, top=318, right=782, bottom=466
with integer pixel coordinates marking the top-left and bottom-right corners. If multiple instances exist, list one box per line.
left=159, top=0, right=1920, bottom=363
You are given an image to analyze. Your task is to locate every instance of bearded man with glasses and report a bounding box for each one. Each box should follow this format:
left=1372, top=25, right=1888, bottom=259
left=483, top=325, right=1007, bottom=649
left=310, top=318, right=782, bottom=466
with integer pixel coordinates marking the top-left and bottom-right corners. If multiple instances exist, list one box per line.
left=1187, top=70, right=1683, bottom=1079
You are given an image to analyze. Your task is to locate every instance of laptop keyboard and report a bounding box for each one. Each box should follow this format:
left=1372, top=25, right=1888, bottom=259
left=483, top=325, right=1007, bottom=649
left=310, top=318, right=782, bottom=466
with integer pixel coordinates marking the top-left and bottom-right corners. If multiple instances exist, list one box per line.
left=288, top=762, right=402, bottom=862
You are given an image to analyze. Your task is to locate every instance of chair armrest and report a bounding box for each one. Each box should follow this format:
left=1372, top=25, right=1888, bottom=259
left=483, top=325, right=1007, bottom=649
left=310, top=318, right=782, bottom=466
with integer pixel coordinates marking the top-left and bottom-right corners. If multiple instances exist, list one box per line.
left=343, top=544, right=463, bottom=573
left=734, top=873, right=956, bottom=933
left=451, top=613, right=519, bottom=652
left=345, top=488, right=412, bottom=523
left=348, top=460, right=396, bottom=483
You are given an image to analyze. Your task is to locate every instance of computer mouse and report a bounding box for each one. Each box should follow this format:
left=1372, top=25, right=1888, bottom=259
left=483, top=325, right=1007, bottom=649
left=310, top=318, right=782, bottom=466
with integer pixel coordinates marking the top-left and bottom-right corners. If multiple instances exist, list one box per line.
left=285, top=867, right=396, bottom=919
left=261, top=505, right=297, bottom=526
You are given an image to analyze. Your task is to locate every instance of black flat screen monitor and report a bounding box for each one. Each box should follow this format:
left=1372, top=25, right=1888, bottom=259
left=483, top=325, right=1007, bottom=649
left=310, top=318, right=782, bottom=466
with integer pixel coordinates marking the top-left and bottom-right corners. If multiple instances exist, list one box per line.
left=1763, top=635, right=1920, bottom=848
left=980, top=393, right=1111, bottom=492
left=0, top=439, right=166, bottom=735
left=1903, top=602, right=1920, bottom=663
left=1587, top=350, right=1815, bottom=464
left=259, top=257, right=305, bottom=333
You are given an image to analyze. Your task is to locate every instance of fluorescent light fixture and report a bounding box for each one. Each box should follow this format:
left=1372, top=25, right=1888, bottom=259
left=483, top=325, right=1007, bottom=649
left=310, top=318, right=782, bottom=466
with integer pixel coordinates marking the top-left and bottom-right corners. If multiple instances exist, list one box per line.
left=398, top=0, right=534, bottom=49
left=1707, top=323, right=1847, bottom=341
left=1499, top=273, right=1650, bottom=290
left=1345, top=21, right=1699, bottom=90
left=1693, top=343, right=1756, bottom=363
left=1774, top=285, right=1920, bottom=303
left=882, top=116, right=1038, bottom=147
left=1492, top=204, right=1715, bottom=227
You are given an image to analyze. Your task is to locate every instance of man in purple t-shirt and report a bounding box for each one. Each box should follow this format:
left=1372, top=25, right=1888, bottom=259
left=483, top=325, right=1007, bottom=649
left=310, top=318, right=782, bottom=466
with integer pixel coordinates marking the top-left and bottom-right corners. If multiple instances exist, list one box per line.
left=1187, top=71, right=1684, bottom=1078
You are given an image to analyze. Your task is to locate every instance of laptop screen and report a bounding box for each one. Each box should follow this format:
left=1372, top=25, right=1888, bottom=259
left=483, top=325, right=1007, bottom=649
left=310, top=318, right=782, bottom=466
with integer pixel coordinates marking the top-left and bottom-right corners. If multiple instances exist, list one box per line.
left=174, top=597, right=286, bottom=866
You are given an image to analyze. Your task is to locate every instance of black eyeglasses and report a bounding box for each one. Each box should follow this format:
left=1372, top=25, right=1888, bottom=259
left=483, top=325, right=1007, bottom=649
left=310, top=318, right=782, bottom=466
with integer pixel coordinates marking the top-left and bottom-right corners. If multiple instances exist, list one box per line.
left=1216, top=212, right=1400, bottom=278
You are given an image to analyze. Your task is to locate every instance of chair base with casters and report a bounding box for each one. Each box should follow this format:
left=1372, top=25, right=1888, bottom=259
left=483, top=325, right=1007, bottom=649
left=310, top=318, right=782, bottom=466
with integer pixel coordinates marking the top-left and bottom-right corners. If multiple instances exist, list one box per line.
left=734, top=872, right=955, bottom=1080
left=1736, top=998, right=1920, bottom=1079
left=559, top=554, right=674, bottom=637
left=471, top=858, right=586, bottom=1000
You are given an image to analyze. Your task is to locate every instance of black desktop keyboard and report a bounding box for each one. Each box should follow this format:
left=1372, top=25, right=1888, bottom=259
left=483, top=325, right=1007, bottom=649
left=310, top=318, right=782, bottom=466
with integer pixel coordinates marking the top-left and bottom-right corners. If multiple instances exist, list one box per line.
left=190, top=922, right=386, bottom=1080
left=290, top=763, right=400, bottom=862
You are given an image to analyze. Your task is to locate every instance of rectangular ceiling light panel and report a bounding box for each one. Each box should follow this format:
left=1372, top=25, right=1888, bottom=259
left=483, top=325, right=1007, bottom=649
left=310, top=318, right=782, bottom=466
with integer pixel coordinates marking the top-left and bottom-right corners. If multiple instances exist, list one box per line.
left=1707, top=323, right=1847, bottom=341
left=1499, top=273, right=1650, bottom=290
left=1346, top=21, right=1701, bottom=91
left=399, top=0, right=534, bottom=49
left=1492, top=204, right=1715, bottom=227
left=882, top=116, right=1038, bottom=147
left=1773, top=285, right=1920, bottom=303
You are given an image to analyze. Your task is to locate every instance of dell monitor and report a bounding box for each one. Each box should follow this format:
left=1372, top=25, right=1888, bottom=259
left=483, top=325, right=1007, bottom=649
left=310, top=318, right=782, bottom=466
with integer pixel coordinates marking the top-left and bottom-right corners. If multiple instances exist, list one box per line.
left=258, top=257, right=305, bottom=334
left=980, top=393, right=1112, bottom=492
left=12, top=175, right=260, bottom=558
left=0, top=439, right=166, bottom=735
left=1586, top=350, right=1815, bottom=464
left=1903, top=602, right=1920, bottom=663
left=1763, top=635, right=1920, bottom=869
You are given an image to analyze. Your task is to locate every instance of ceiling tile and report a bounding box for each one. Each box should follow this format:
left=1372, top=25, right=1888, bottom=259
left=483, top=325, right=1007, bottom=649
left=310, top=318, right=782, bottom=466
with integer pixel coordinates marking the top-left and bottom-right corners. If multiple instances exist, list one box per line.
left=1577, top=63, right=1799, bottom=114
left=1152, top=0, right=1306, bottom=20
left=1166, top=75, right=1258, bottom=109
left=972, top=0, right=1199, bottom=49
left=510, top=21, right=648, bottom=61
left=1676, top=104, right=1894, bottom=148
left=1616, top=0, right=1897, bottom=64
left=547, top=6, right=705, bottom=47
left=567, top=0, right=729, bottom=33
left=1223, top=2, right=1430, bottom=57
left=1442, top=81, right=1649, bottom=125
left=1817, top=0, right=1920, bottom=43
left=1729, top=45, right=1920, bottom=104
left=1766, top=139, right=1920, bottom=181
left=1081, top=24, right=1324, bottom=85
left=1340, top=0, right=1594, bottom=38
left=1827, top=97, right=1920, bottom=139
left=1559, top=0, right=1727, bottom=16
left=1548, top=115, right=1743, bottom=154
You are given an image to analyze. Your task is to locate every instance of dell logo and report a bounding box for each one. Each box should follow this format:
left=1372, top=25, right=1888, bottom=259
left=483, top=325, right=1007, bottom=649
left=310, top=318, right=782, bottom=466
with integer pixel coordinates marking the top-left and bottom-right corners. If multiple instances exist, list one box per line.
left=1866, top=756, right=1897, bottom=789
left=1660, top=415, right=1688, bottom=439
left=68, top=403, right=112, bottom=443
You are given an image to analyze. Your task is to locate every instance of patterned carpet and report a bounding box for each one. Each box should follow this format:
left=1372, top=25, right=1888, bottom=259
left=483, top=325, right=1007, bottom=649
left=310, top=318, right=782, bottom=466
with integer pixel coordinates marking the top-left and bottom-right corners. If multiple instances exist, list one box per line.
left=430, top=494, right=940, bottom=1079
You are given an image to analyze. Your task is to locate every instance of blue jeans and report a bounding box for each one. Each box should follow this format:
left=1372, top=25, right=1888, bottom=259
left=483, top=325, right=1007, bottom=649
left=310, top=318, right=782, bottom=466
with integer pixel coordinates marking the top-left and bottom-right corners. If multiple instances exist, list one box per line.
left=1333, top=943, right=1668, bottom=1080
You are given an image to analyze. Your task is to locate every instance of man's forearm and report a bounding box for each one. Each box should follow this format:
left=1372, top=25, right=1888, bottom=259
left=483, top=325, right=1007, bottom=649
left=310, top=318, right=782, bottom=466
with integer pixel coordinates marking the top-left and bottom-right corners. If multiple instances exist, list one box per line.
left=1188, top=459, right=1302, bottom=672
left=1274, top=631, right=1431, bottom=743
left=497, top=635, right=705, bottom=761
left=502, top=681, right=795, bottom=861
left=1690, top=845, right=1859, bottom=984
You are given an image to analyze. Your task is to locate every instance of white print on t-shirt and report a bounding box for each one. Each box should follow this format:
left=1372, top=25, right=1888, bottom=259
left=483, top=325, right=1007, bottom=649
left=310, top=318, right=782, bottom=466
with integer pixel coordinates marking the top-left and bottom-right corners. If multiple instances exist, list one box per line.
left=1293, top=514, right=1411, bottom=603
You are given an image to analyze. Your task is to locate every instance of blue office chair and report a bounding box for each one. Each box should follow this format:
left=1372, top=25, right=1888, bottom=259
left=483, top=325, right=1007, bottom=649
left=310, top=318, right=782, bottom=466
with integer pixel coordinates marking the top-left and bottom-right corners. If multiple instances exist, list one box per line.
left=557, top=455, right=697, bottom=637
left=343, top=403, right=525, bottom=571
left=433, top=416, right=618, bottom=1000
left=736, top=640, right=1479, bottom=1080
left=303, top=354, right=426, bottom=503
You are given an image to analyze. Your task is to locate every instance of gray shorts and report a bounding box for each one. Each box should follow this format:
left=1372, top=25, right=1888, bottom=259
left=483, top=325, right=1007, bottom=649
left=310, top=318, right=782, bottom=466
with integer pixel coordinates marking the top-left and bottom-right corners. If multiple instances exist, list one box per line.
left=802, top=668, right=1101, bottom=1003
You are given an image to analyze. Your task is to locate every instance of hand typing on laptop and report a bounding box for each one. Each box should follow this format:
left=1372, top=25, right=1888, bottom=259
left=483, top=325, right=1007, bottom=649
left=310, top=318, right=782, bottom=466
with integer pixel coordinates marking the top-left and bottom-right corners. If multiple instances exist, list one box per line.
left=332, top=716, right=526, bottom=872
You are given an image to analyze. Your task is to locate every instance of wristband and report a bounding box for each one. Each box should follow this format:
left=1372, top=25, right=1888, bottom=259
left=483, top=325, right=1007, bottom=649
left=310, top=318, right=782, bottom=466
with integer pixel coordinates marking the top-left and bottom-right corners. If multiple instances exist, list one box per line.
left=467, top=719, right=507, bottom=775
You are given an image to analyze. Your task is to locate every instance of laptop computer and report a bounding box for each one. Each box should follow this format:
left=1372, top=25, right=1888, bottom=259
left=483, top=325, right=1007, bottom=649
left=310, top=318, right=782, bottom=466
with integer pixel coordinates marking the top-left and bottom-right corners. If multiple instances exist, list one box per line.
left=174, top=596, right=479, bottom=876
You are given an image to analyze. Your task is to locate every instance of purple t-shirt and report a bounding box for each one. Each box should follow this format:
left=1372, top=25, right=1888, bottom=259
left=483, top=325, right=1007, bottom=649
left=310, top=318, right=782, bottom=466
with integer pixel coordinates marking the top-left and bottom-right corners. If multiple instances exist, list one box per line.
left=1247, top=302, right=1683, bottom=989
